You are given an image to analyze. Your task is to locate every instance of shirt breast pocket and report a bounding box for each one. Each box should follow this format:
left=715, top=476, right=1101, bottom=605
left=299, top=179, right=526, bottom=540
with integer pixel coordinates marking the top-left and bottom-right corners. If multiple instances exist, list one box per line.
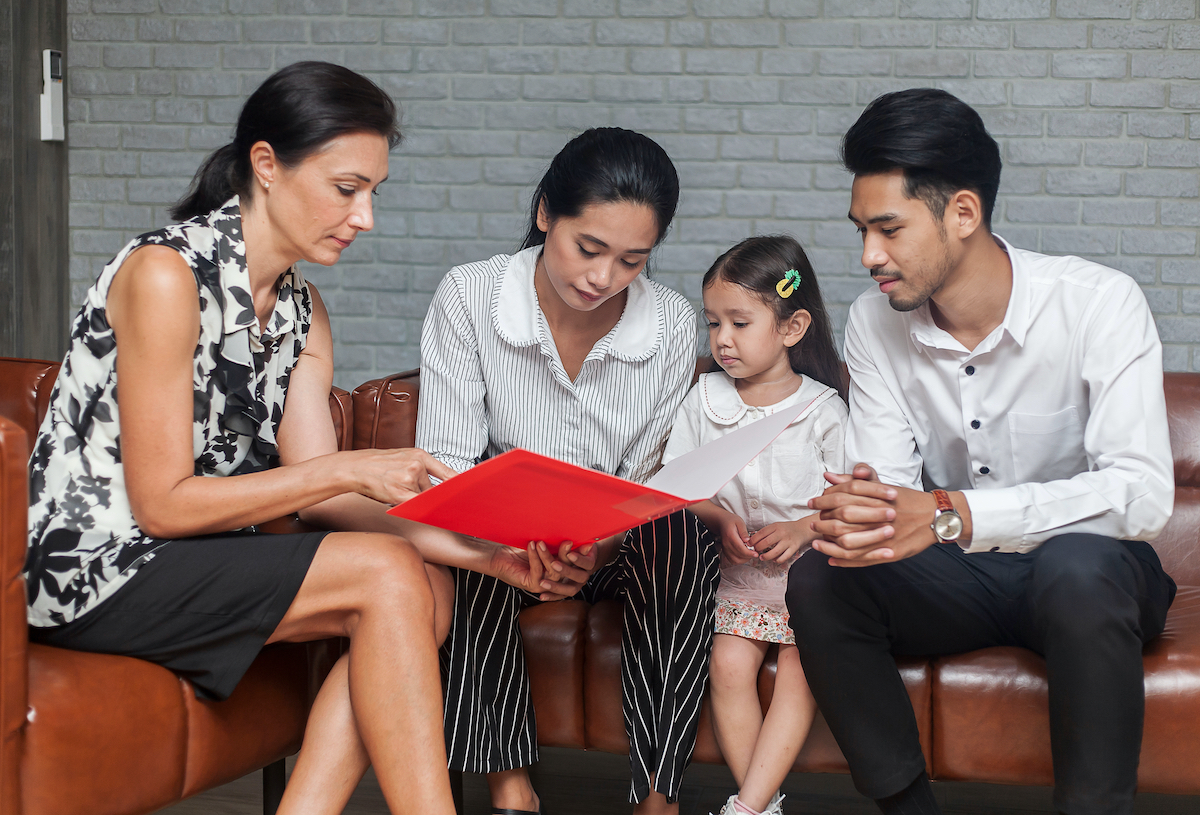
left=1008, top=407, right=1088, bottom=484
left=768, top=443, right=822, bottom=505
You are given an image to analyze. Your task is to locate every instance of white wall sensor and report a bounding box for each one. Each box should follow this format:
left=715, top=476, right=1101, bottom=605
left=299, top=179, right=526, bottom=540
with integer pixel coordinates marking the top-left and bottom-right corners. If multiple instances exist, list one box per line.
left=40, top=49, right=64, bottom=142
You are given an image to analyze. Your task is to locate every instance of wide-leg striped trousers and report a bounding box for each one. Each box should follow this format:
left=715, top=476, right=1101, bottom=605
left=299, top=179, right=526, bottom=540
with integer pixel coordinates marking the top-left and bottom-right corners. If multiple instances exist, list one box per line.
left=441, top=510, right=720, bottom=804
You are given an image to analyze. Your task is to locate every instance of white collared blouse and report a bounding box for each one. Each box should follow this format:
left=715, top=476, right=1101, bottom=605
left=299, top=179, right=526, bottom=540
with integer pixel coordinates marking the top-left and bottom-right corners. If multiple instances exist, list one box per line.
left=844, top=235, right=1174, bottom=554
left=26, top=197, right=313, bottom=626
left=662, top=371, right=847, bottom=538
left=416, top=246, right=698, bottom=485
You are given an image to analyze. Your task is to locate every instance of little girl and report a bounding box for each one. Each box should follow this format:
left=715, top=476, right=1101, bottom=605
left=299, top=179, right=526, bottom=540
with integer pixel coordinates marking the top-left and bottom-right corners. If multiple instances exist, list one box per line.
left=662, top=235, right=847, bottom=815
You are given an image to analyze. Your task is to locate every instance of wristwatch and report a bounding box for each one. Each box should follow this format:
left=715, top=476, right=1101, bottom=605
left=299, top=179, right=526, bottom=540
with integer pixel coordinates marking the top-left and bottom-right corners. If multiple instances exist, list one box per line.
left=930, top=489, right=963, bottom=544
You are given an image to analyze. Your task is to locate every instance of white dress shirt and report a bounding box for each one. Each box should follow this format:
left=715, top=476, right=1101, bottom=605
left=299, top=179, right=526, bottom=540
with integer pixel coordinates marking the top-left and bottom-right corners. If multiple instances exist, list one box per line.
left=844, top=235, right=1174, bottom=554
left=417, top=246, right=699, bottom=485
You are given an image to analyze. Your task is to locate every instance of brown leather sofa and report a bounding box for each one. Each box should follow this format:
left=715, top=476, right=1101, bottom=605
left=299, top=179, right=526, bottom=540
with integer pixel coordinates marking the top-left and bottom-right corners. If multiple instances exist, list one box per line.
left=3, top=356, right=1199, bottom=815
left=346, top=367, right=1200, bottom=797
left=0, top=357, right=341, bottom=815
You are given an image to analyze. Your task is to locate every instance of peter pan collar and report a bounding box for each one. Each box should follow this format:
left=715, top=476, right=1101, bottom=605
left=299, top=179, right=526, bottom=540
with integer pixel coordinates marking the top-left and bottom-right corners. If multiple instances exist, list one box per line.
left=492, top=245, right=663, bottom=362
left=698, top=370, right=837, bottom=426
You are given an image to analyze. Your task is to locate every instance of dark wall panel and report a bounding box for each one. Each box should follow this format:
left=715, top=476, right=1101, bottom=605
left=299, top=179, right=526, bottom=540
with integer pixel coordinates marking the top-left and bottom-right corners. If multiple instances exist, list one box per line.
left=0, top=0, right=68, bottom=362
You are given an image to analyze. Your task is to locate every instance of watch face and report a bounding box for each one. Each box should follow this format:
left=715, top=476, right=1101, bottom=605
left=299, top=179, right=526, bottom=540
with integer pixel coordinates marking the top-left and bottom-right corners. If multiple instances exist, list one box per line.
left=934, top=512, right=963, bottom=541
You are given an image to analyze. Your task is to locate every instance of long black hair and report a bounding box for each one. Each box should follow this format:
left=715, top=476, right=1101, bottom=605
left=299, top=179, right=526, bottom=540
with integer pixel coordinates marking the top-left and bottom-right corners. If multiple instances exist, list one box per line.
left=841, top=88, right=1001, bottom=229
left=702, top=235, right=847, bottom=402
left=170, top=61, right=401, bottom=222
left=520, top=127, right=679, bottom=251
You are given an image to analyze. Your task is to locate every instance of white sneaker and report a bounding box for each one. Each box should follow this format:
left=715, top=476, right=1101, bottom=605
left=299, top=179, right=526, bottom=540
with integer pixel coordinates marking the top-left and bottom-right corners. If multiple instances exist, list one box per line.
left=710, top=792, right=785, bottom=815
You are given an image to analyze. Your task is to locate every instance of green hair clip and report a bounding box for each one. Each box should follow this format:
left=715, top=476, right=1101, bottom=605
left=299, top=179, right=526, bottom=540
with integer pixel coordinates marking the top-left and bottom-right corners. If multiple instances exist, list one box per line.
left=776, top=268, right=802, bottom=298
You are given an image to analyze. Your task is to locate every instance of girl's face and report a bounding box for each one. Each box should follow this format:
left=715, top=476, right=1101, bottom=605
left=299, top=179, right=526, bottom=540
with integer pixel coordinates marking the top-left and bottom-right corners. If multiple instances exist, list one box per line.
left=703, top=277, right=810, bottom=383
left=254, top=131, right=390, bottom=267
left=536, top=199, right=659, bottom=313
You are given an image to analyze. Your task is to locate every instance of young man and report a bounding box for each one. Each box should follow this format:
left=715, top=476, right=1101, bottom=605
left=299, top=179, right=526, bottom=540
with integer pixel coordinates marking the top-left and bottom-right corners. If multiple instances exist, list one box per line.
left=786, top=88, right=1177, bottom=815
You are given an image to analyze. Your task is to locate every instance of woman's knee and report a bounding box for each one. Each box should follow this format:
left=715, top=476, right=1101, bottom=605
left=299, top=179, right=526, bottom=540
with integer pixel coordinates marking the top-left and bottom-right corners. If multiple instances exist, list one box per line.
left=333, top=532, right=433, bottom=614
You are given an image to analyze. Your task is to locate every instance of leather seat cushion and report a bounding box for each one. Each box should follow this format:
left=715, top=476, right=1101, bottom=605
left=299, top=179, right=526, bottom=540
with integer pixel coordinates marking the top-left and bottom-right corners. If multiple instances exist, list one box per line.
left=24, top=642, right=325, bottom=815
left=931, top=586, right=1200, bottom=793
left=23, top=645, right=188, bottom=815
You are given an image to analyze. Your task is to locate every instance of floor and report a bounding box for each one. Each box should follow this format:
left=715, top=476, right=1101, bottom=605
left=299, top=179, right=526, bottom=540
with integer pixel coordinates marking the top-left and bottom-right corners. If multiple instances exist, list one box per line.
left=160, top=748, right=1200, bottom=815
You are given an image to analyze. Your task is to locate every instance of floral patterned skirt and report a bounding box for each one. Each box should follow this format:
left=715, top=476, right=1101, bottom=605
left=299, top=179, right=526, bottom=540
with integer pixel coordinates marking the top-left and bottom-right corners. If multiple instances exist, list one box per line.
left=714, top=597, right=794, bottom=644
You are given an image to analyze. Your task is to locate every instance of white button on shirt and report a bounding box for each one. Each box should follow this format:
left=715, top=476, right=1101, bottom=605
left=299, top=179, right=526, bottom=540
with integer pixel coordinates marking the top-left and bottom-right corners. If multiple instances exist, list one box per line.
left=844, top=235, right=1174, bottom=554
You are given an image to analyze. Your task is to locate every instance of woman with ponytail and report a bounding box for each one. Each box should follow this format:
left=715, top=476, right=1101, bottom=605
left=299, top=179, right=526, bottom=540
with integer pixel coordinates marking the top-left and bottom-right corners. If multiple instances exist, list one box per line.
left=25, top=61, right=566, bottom=815
left=413, top=128, right=721, bottom=815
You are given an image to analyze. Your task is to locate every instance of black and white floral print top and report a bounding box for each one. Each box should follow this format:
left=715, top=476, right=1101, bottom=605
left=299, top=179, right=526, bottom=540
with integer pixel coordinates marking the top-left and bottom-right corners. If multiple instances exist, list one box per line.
left=25, top=197, right=313, bottom=627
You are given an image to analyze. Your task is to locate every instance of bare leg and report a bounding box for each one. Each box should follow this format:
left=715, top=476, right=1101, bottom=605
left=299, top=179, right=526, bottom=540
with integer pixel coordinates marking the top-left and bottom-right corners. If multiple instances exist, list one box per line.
left=278, top=654, right=369, bottom=815
left=709, top=634, right=769, bottom=787
left=277, top=554, right=456, bottom=814
left=426, top=562, right=454, bottom=646
left=488, top=767, right=540, bottom=812
left=267, top=532, right=455, bottom=815
left=738, top=645, right=816, bottom=812
left=633, top=787, right=678, bottom=815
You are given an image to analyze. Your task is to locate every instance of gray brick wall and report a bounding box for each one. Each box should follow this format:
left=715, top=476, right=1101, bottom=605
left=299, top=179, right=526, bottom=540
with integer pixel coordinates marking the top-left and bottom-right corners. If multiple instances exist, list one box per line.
left=66, top=0, right=1200, bottom=387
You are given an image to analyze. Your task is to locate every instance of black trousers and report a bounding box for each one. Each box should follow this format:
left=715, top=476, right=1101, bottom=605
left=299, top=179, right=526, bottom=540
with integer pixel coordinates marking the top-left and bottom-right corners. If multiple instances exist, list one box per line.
left=441, top=510, right=720, bottom=804
left=786, top=534, right=1176, bottom=815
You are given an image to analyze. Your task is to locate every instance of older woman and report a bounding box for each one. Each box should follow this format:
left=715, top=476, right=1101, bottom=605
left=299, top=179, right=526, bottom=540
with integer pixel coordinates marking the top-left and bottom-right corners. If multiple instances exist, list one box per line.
left=24, top=61, right=538, bottom=815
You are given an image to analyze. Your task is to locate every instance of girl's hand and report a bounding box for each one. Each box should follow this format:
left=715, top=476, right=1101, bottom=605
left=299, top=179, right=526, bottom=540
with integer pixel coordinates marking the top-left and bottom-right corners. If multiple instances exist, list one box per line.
left=713, top=508, right=755, bottom=565
left=750, top=518, right=816, bottom=563
left=347, top=448, right=458, bottom=505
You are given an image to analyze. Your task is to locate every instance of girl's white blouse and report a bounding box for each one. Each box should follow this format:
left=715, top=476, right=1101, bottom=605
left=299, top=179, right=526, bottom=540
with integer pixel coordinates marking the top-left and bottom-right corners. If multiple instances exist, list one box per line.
left=663, top=371, right=848, bottom=543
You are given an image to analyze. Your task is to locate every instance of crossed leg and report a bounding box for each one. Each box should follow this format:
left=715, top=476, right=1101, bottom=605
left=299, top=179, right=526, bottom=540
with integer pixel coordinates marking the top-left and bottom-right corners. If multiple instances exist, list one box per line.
left=263, top=532, right=456, bottom=815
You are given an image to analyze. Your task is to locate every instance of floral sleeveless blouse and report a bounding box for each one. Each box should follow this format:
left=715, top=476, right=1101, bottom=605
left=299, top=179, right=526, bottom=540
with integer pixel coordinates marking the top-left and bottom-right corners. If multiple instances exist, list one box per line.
left=25, top=197, right=313, bottom=627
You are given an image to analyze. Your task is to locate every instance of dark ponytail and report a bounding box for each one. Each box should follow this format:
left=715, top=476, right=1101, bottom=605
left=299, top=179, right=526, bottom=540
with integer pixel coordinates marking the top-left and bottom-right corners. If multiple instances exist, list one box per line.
left=702, top=235, right=847, bottom=403
left=171, top=61, right=401, bottom=222
left=521, top=127, right=679, bottom=251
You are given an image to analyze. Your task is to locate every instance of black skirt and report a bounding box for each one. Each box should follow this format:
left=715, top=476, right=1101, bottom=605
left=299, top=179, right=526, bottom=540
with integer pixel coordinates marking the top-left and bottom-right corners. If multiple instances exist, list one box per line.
left=30, top=530, right=327, bottom=701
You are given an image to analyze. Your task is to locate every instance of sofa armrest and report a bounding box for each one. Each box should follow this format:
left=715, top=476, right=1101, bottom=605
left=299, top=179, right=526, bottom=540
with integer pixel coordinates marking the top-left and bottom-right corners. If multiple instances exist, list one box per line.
left=0, top=415, right=29, bottom=814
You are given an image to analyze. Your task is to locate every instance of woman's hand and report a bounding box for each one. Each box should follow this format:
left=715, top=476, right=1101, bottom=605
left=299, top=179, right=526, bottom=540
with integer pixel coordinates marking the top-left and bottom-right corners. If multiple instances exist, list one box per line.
left=489, top=541, right=596, bottom=601
left=344, top=447, right=459, bottom=505
left=750, top=518, right=817, bottom=563
left=539, top=541, right=597, bottom=600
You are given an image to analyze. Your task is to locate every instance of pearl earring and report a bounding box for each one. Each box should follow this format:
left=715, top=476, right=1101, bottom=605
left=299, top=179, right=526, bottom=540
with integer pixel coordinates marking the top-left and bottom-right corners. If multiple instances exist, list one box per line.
left=264, top=181, right=270, bottom=190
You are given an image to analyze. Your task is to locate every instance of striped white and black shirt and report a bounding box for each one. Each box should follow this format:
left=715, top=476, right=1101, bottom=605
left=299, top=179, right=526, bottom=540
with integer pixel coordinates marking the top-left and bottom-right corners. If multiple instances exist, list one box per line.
left=416, top=246, right=698, bottom=485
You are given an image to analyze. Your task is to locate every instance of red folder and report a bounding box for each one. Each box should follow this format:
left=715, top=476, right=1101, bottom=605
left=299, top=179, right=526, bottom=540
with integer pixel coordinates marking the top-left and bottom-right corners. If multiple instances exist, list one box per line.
left=387, top=398, right=812, bottom=548
left=387, top=449, right=684, bottom=548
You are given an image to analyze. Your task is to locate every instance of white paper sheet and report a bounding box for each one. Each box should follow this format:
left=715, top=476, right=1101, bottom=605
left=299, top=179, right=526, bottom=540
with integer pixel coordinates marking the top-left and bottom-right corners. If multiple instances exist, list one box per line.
left=645, top=400, right=807, bottom=501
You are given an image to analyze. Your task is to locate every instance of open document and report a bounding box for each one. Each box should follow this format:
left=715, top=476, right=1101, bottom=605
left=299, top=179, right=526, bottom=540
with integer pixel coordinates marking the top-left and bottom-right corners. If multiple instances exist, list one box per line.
left=387, top=400, right=807, bottom=548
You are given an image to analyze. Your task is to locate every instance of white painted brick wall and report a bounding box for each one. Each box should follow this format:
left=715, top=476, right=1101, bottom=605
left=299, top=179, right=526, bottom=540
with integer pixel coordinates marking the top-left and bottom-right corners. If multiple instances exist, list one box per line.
left=66, top=0, right=1200, bottom=386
